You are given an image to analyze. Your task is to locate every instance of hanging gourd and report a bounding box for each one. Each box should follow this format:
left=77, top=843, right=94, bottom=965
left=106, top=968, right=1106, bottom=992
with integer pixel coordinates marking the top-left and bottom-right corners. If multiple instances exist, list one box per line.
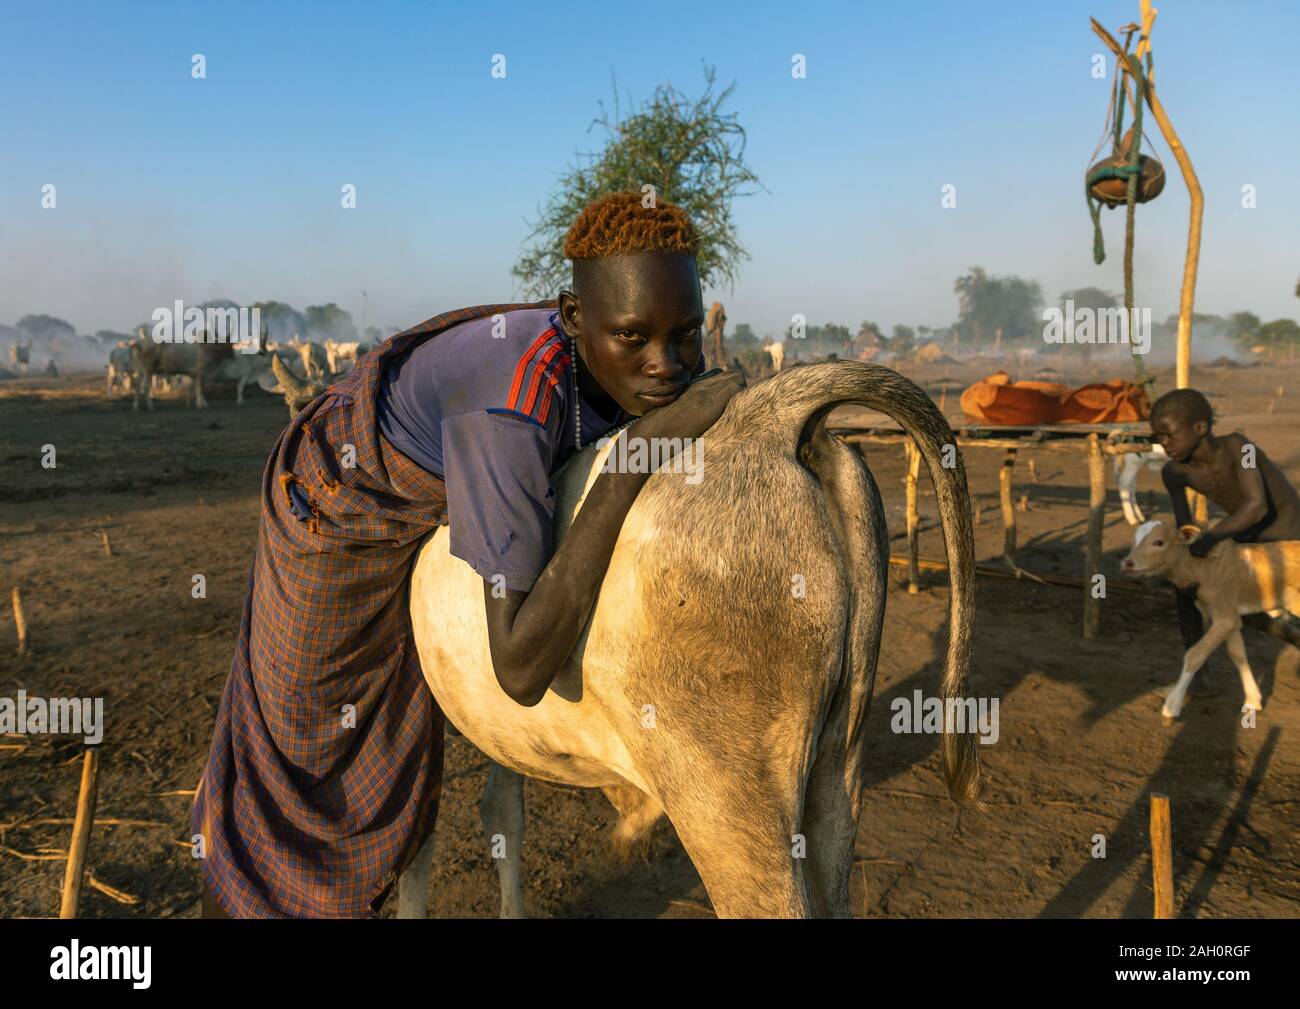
left=1088, top=129, right=1166, bottom=206
left=1085, top=43, right=1165, bottom=265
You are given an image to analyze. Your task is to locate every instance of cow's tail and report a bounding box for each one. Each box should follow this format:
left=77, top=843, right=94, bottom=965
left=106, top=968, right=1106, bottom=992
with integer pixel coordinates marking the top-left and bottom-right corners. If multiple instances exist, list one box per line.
left=765, top=363, right=982, bottom=806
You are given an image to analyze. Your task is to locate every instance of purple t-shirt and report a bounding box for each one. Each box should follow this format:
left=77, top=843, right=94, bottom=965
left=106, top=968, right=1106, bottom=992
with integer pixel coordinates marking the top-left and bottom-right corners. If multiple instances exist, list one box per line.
left=377, top=308, right=690, bottom=592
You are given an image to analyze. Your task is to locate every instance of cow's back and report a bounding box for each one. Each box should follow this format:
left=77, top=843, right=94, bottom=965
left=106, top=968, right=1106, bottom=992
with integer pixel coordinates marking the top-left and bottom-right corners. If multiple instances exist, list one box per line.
left=410, top=412, right=857, bottom=800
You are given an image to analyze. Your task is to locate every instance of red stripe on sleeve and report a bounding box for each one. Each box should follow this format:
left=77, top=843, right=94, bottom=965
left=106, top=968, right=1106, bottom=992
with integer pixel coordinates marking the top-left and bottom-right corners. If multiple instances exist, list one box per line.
left=535, top=354, right=571, bottom=426
left=519, top=341, right=564, bottom=417
left=505, top=326, right=558, bottom=411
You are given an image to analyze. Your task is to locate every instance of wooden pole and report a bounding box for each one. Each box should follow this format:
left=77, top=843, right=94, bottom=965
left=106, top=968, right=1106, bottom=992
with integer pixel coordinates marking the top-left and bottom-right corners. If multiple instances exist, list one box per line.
left=1150, top=791, right=1174, bottom=919
left=1000, top=448, right=1017, bottom=565
left=99, top=530, right=113, bottom=557
left=1083, top=434, right=1106, bottom=639
left=1092, top=10, right=1203, bottom=389
left=60, top=748, right=101, bottom=919
left=905, top=441, right=921, bottom=594
left=11, top=586, right=27, bottom=656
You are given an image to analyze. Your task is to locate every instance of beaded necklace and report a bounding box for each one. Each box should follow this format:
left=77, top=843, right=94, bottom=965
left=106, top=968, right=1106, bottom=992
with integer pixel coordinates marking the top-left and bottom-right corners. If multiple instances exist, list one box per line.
left=568, top=336, right=582, bottom=452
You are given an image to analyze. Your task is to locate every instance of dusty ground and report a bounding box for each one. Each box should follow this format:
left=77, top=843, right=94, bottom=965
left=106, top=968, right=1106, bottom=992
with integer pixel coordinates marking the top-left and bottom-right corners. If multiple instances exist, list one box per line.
left=1, top=358, right=1297, bottom=919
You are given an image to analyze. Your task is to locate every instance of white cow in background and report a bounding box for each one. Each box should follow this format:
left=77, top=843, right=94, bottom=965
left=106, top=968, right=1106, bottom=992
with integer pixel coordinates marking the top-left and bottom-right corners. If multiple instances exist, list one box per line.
left=765, top=341, right=786, bottom=373
left=106, top=341, right=136, bottom=396
left=323, top=339, right=373, bottom=376
left=289, top=333, right=329, bottom=383
left=1115, top=444, right=1168, bottom=525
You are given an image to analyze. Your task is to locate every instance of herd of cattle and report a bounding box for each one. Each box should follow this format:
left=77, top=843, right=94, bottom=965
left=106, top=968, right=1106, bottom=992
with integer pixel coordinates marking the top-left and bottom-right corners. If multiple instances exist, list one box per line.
left=99, top=330, right=373, bottom=410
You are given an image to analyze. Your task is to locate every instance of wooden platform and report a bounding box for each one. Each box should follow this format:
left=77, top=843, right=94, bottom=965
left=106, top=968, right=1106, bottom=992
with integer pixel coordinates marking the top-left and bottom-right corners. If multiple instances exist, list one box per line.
left=831, top=419, right=1159, bottom=639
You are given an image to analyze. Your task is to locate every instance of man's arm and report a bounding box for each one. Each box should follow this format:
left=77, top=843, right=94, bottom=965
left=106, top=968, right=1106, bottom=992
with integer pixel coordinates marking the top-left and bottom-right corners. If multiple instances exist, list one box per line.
left=483, top=372, right=742, bottom=706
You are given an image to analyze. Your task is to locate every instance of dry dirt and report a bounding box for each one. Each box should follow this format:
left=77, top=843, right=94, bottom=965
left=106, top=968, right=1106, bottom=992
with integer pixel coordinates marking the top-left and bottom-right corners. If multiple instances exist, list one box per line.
left=1, top=359, right=1297, bottom=919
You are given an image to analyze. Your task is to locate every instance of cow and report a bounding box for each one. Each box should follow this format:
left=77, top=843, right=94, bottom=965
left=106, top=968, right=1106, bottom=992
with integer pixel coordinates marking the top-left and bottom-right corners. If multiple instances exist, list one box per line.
left=129, top=328, right=233, bottom=410
left=1114, top=445, right=1168, bottom=525
left=1120, top=519, right=1300, bottom=721
left=765, top=341, right=786, bottom=373
left=401, top=361, right=980, bottom=918
left=289, top=333, right=329, bottom=383
left=323, top=339, right=373, bottom=376
left=269, top=353, right=326, bottom=416
left=705, top=301, right=726, bottom=369
left=106, top=341, right=135, bottom=397
left=9, top=342, right=30, bottom=376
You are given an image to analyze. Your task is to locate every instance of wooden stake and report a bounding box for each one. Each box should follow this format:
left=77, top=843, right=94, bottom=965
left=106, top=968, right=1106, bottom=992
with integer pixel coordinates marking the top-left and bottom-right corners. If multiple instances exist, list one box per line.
left=59, top=748, right=101, bottom=919
left=1186, top=488, right=1209, bottom=527
left=1083, top=434, right=1106, bottom=639
left=1000, top=448, right=1017, bottom=565
left=1150, top=791, right=1174, bottom=919
left=905, top=441, right=921, bottom=594
left=99, top=531, right=112, bottom=557
left=11, top=587, right=27, bottom=656
left=1092, top=11, right=1203, bottom=390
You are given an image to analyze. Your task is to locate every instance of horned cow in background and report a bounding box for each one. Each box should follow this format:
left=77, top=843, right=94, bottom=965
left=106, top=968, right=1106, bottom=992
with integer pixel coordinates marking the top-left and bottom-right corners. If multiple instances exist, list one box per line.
left=403, top=361, right=980, bottom=918
left=129, top=328, right=233, bottom=410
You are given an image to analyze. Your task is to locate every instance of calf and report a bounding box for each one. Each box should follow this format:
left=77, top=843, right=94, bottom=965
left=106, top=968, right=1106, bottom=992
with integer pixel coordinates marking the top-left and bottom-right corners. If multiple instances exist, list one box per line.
left=1121, top=520, right=1300, bottom=720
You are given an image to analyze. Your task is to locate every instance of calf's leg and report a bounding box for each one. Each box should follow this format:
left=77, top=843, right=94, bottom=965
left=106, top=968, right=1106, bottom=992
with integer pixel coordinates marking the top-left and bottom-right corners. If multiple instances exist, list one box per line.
left=1163, top=619, right=1238, bottom=721
left=1224, top=628, right=1264, bottom=712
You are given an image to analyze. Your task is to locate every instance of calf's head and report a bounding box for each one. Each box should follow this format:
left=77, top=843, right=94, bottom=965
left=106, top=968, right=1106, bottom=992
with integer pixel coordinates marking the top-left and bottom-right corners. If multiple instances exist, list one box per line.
left=1120, top=519, right=1201, bottom=575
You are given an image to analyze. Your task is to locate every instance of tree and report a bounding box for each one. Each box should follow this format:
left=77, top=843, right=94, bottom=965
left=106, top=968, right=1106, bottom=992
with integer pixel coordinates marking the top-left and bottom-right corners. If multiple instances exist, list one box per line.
left=856, top=320, right=884, bottom=350
left=731, top=323, right=758, bottom=346
left=954, top=267, right=1043, bottom=346
left=1227, top=311, right=1261, bottom=352
left=304, top=303, right=357, bottom=343
left=253, top=301, right=308, bottom=341
left=1257, top=318, right=1300, bottom=358
left=17, top=314, right=75, bottom=344
left=512, top=65, right=763, bottom=300
left=889, top=325, right=916, bottom=354
left=1059, top=287, right=1118, bottom=313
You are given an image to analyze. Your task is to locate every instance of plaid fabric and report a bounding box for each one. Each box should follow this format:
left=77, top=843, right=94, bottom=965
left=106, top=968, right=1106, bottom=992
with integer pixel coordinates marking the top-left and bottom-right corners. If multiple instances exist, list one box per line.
left=192, top=300, right=557, bottom=917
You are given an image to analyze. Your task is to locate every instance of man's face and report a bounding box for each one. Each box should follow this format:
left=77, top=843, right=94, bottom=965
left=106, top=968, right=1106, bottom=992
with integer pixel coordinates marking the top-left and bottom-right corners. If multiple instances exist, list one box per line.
left=558, top=252, right=705, bottom=417
left=1150, top=412, right=1207, bottom=463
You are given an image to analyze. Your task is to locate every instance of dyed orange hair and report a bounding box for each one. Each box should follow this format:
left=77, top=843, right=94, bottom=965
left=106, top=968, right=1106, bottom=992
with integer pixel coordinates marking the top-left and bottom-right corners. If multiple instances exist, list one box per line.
left=563, top=190, right=699, bottom=261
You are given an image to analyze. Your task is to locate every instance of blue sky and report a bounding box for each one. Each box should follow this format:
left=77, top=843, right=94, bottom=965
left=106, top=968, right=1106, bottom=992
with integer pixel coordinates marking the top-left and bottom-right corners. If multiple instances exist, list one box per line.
left=2, top=0, right=1297, bottom=338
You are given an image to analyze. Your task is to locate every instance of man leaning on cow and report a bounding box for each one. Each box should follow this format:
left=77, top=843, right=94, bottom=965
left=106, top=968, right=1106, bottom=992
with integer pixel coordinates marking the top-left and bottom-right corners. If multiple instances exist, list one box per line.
left=190, top=191, right=744, bottom=917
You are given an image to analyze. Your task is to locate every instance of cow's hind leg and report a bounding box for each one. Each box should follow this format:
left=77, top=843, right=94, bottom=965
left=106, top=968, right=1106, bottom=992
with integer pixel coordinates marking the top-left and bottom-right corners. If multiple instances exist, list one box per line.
left=480, top=762, right=526, bottom=918
left=668, top=792, right=809, bottom=918
left=397, top=828, right=438, bottom=919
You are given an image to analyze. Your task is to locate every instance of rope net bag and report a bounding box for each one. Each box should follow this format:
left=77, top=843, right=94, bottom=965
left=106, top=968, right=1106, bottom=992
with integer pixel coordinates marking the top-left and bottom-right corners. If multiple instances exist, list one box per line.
left=1084, top=30, right=1165, bottom=388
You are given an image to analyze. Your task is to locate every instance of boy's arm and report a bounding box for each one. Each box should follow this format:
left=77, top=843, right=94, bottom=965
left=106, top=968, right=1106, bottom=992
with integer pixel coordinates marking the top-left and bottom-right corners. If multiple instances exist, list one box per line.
left=1161, top=462, right=1194, bottom=528
left=482, top=372, right=742, bottom=706
left=1195, top=441, right=1269, bottom=554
